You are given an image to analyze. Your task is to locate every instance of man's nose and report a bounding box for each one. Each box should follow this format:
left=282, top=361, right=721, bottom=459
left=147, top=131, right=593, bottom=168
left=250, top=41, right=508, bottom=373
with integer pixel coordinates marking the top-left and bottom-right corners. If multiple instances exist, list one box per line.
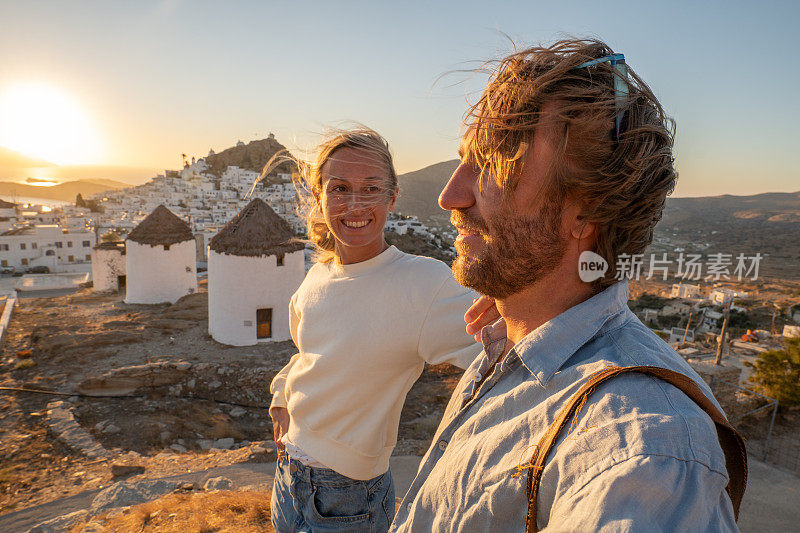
left=439, top=162, right=476, bottom=211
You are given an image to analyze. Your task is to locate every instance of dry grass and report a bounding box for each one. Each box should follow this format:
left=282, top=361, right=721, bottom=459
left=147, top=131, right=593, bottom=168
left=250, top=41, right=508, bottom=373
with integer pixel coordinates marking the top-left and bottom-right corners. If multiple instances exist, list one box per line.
left=13, top=359, right=37, bottom=370
left=72, top=490, right=273, bottom=532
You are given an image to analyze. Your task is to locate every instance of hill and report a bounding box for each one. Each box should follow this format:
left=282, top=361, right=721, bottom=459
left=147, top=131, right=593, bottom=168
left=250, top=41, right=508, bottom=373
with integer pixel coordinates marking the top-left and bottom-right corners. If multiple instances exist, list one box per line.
left=0, top=146, right=55, bottom=169
left=0, top=179, right=129, bottom=202
left=204, top=138, right=296, bottom=178
left=395, top=159, right=459, bottom=228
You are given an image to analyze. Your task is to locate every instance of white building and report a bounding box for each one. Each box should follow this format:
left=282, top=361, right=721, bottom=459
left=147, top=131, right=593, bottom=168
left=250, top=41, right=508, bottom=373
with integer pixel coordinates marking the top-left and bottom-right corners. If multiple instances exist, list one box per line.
left=91, top=242, right=126, bottom=293
left=124, top=205, right=197, bottom=304
left=670, top=283, right=700, bottom=299
left=783, top=325, right=800, bottom=339
left=710, top=288, right=748, bottom=305
left=208, top=198, right=305, bottom=345
left=0, top=224, right=95, bottom=272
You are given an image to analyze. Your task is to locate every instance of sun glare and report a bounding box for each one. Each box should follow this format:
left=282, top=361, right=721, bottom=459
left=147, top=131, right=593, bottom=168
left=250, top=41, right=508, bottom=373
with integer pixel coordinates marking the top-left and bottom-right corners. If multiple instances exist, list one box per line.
left=0, top=82, right=103, bottom=165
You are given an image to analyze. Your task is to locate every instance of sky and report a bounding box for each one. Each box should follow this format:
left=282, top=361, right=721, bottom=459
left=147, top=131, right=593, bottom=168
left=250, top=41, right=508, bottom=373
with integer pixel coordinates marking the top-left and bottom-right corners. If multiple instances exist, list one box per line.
left=0, top=0, right=798, bottom=197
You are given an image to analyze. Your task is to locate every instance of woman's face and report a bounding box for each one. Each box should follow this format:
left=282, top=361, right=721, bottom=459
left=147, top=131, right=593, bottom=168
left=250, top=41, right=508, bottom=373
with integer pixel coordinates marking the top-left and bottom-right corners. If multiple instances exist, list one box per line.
left=317, top=147, right=397, bottom=264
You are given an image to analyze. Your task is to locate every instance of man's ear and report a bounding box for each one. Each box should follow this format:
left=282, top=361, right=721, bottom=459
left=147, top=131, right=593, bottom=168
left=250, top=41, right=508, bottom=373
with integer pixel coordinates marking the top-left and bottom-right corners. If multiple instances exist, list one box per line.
left=572, top=213, right=597, bottom=241
left=563, top=200, right=596, bottom=241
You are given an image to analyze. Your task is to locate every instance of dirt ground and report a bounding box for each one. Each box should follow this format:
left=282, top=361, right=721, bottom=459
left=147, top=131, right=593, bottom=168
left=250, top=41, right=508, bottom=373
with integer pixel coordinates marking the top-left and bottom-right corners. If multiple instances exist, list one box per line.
left=0, top=282, right=461, bottom=517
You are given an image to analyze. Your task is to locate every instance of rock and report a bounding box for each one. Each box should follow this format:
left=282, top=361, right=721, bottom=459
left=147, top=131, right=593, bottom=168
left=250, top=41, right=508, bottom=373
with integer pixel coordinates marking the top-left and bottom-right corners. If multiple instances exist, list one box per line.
left=178, top=481, right=195, bottom=491
left=186, top=378, right=196, bottom=389
left=28, top=509, right=89, bottom=533
left=203, top=477, right=233, bottom=491
left=76, top=361, right=194, bottom=397
left=91, top=479, right=184, bottom=513
left=198, top=439, right=213, bottom=450
left=111, top=463, right=145, bottom=477
left=160, top=431, right=171, bottom=442
left=170, top=443, right=187, bottom=453
left=208, top=379, right=221, bottom=389
left=103, top=424, right=121, bottom=434
left=213, top=437, right=234, bottom=450
left=251, top=444, right=274, bottom=455
left=94, top=420, right=108, bottom=432
left=45, top=402, right=109, bottom=459
left=228, top=406, right=246, bottom=417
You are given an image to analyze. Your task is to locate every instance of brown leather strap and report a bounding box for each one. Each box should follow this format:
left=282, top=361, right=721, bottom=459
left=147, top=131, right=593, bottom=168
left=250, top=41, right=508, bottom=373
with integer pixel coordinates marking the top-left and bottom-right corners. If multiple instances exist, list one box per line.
left=524, top=365, right=747, bottom=532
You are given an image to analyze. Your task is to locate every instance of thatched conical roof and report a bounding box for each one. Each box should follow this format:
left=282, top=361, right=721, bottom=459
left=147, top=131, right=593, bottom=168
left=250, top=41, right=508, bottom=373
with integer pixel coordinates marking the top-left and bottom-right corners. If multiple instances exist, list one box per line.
left=127, top=205, right=194, bottom=246
left=209, top=198, right=303, bottom=257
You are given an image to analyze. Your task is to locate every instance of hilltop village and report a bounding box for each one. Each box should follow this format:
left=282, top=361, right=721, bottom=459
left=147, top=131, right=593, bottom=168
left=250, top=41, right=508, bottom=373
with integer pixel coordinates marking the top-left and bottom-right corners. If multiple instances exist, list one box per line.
left=0, top=136, right=445, bottom=282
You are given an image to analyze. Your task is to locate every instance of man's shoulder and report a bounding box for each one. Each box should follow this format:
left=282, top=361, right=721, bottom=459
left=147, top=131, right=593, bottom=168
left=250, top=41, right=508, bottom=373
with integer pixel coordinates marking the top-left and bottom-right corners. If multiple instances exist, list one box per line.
left=553, top=322, right=730, bottom=480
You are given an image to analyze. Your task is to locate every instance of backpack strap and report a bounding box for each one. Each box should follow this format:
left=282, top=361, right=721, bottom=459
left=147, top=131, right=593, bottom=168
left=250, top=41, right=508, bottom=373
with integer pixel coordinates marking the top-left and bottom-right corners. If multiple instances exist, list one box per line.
left=524, top=365, right=747, bottom=532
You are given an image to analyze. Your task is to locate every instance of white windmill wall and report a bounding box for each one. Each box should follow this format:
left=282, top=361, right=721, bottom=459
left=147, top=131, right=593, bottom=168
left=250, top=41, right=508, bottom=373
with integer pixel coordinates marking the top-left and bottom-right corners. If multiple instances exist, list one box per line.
left=124, top=239, right=197, bottom=304
left=208, top=248, right=305, bottom=345
left=91, top=248, right=126, bottom=293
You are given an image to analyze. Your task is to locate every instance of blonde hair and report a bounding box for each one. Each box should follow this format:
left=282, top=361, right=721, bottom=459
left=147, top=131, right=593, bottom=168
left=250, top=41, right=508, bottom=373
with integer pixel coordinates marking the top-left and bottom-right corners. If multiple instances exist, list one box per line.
left=464, top=38, right=677, bottom=290
left=256, top=126, right=397, bottom=263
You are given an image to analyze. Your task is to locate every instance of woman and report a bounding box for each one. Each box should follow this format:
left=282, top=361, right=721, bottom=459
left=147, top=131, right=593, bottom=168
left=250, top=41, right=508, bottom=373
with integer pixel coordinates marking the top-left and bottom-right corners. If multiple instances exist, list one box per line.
left=268, top=127, right=494, bottom=532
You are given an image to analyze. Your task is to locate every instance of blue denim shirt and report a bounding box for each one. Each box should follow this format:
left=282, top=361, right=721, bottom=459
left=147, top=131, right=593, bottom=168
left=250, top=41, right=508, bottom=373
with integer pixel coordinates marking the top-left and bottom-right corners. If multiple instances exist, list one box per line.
left=391, top=280, right=737, bottom=532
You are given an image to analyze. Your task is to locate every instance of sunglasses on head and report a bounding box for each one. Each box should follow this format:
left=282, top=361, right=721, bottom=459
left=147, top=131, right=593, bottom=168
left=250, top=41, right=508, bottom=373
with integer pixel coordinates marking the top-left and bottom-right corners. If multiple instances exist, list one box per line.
left=574, top=53, right=629, bottom=141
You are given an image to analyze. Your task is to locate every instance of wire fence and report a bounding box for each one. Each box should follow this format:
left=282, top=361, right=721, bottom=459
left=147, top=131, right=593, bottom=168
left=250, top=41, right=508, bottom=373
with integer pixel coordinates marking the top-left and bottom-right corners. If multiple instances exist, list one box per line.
left=710, top=378, right=800, bottom=475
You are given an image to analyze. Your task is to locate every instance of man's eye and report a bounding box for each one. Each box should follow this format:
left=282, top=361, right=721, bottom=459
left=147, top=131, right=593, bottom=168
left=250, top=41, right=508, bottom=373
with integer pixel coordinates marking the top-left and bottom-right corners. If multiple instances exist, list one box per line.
left=329, top=186, right=346, bottom=193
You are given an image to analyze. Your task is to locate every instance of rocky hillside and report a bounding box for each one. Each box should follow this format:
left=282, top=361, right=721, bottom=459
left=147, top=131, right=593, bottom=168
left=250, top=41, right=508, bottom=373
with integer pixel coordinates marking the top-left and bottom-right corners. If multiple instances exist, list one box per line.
left=395, top=159, right=459, bottom=229
left=204, top=138, right=296, bottom=178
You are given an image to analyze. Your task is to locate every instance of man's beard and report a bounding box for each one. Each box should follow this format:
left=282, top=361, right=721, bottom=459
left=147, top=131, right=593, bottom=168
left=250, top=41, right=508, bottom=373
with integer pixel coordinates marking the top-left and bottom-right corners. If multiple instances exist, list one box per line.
left=451, top=207, right=565, bottom=299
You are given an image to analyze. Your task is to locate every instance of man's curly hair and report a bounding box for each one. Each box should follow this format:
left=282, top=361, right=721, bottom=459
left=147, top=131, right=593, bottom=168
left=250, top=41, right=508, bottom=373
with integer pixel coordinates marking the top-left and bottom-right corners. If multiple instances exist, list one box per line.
left=462, top=38, right=677, bottom=290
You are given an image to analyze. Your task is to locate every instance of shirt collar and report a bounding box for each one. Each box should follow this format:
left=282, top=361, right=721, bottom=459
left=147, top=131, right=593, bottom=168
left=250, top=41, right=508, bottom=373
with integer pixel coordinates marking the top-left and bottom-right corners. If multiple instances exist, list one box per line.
left=485, top=280, right=630, bottom=387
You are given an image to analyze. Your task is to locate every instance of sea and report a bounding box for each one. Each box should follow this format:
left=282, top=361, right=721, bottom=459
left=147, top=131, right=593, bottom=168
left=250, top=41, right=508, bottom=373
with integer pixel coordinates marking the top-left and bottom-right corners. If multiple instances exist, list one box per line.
left=0, top=194, right=71, bottom=207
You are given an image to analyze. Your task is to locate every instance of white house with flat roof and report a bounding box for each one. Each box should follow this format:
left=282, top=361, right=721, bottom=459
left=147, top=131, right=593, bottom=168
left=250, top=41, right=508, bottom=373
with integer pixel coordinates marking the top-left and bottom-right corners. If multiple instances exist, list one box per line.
left=671, top=283, right=701, bottom=299
left=0, top=224, right=95, bottom=272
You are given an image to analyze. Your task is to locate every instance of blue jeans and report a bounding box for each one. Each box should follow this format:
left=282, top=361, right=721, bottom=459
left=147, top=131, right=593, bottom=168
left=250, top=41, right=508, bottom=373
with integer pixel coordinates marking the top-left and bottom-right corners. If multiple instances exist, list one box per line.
left=271, top=456, right=395, bottom=532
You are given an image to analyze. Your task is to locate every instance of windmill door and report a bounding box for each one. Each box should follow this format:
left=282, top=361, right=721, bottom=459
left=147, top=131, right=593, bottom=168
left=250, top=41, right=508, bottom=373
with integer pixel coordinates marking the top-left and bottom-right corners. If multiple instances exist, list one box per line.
left=257, top=308, right=272, bottom=339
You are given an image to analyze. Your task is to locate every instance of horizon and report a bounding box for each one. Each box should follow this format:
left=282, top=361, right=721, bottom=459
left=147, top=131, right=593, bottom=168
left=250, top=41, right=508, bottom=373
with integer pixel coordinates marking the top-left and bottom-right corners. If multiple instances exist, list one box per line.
left=1, top=1, right=798, bottom=198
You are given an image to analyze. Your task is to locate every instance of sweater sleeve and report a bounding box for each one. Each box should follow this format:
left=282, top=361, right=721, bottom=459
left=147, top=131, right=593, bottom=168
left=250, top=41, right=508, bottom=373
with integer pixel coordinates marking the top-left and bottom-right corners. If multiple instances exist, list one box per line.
left=417, top=272, right=483, bottom=369
left=269, top=295, right=302, bottom=413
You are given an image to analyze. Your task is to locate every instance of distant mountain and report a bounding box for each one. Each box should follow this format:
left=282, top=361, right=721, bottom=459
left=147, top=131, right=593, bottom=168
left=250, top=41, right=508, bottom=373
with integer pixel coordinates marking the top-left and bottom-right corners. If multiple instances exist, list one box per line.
left=0, top=179, right=129, bottom=202
left=395, top=159, right=459, bottom=228
left=0, top=146, right=55, bottom=169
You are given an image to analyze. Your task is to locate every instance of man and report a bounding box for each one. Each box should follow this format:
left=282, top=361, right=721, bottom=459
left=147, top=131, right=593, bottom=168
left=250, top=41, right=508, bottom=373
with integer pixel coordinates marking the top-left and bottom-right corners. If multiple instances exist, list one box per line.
left=391, top=39, right=743, bottom=532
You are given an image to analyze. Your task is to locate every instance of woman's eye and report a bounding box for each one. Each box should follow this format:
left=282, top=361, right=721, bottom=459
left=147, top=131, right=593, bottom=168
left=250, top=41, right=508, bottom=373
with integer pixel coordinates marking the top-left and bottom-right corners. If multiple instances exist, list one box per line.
left=329, top=186, right=346, bottom=193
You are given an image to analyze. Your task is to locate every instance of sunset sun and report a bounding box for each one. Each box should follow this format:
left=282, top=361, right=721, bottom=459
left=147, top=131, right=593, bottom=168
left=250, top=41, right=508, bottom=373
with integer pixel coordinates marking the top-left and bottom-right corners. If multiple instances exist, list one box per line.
left=0, top=82, right=103, bottom=166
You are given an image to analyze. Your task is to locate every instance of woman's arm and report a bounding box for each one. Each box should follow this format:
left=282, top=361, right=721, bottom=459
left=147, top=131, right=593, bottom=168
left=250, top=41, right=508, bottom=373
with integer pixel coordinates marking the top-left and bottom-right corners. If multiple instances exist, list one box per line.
left=268, top=297, right=302, bottom=456
left=417, top=273, right=485, bottom=369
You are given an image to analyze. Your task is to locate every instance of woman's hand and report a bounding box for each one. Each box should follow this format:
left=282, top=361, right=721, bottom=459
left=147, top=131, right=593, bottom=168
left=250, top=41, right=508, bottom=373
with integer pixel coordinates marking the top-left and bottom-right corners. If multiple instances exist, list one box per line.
left=465, top=295, right=501, bottom=342
left=270, top=407, right=290, bottom=459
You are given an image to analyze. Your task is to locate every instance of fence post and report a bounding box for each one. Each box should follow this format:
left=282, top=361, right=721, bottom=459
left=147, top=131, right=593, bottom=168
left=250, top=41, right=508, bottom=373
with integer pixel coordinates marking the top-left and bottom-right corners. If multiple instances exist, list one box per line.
left=763, top=400, right=779, bottom=462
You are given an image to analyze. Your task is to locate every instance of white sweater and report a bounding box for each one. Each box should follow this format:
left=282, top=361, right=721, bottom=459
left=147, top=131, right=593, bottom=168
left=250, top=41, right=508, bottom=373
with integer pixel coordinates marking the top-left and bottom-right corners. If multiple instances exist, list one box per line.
left=269, top=246, right=482, bottom=480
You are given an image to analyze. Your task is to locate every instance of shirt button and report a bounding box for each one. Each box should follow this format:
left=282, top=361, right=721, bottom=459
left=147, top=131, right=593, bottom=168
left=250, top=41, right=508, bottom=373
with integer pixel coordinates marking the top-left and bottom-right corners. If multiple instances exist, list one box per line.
left=472, top=370, right=482, bottom=381
left=407, top=502, right=413, bottom=512
left=438, top=440, right=447, bottom=451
